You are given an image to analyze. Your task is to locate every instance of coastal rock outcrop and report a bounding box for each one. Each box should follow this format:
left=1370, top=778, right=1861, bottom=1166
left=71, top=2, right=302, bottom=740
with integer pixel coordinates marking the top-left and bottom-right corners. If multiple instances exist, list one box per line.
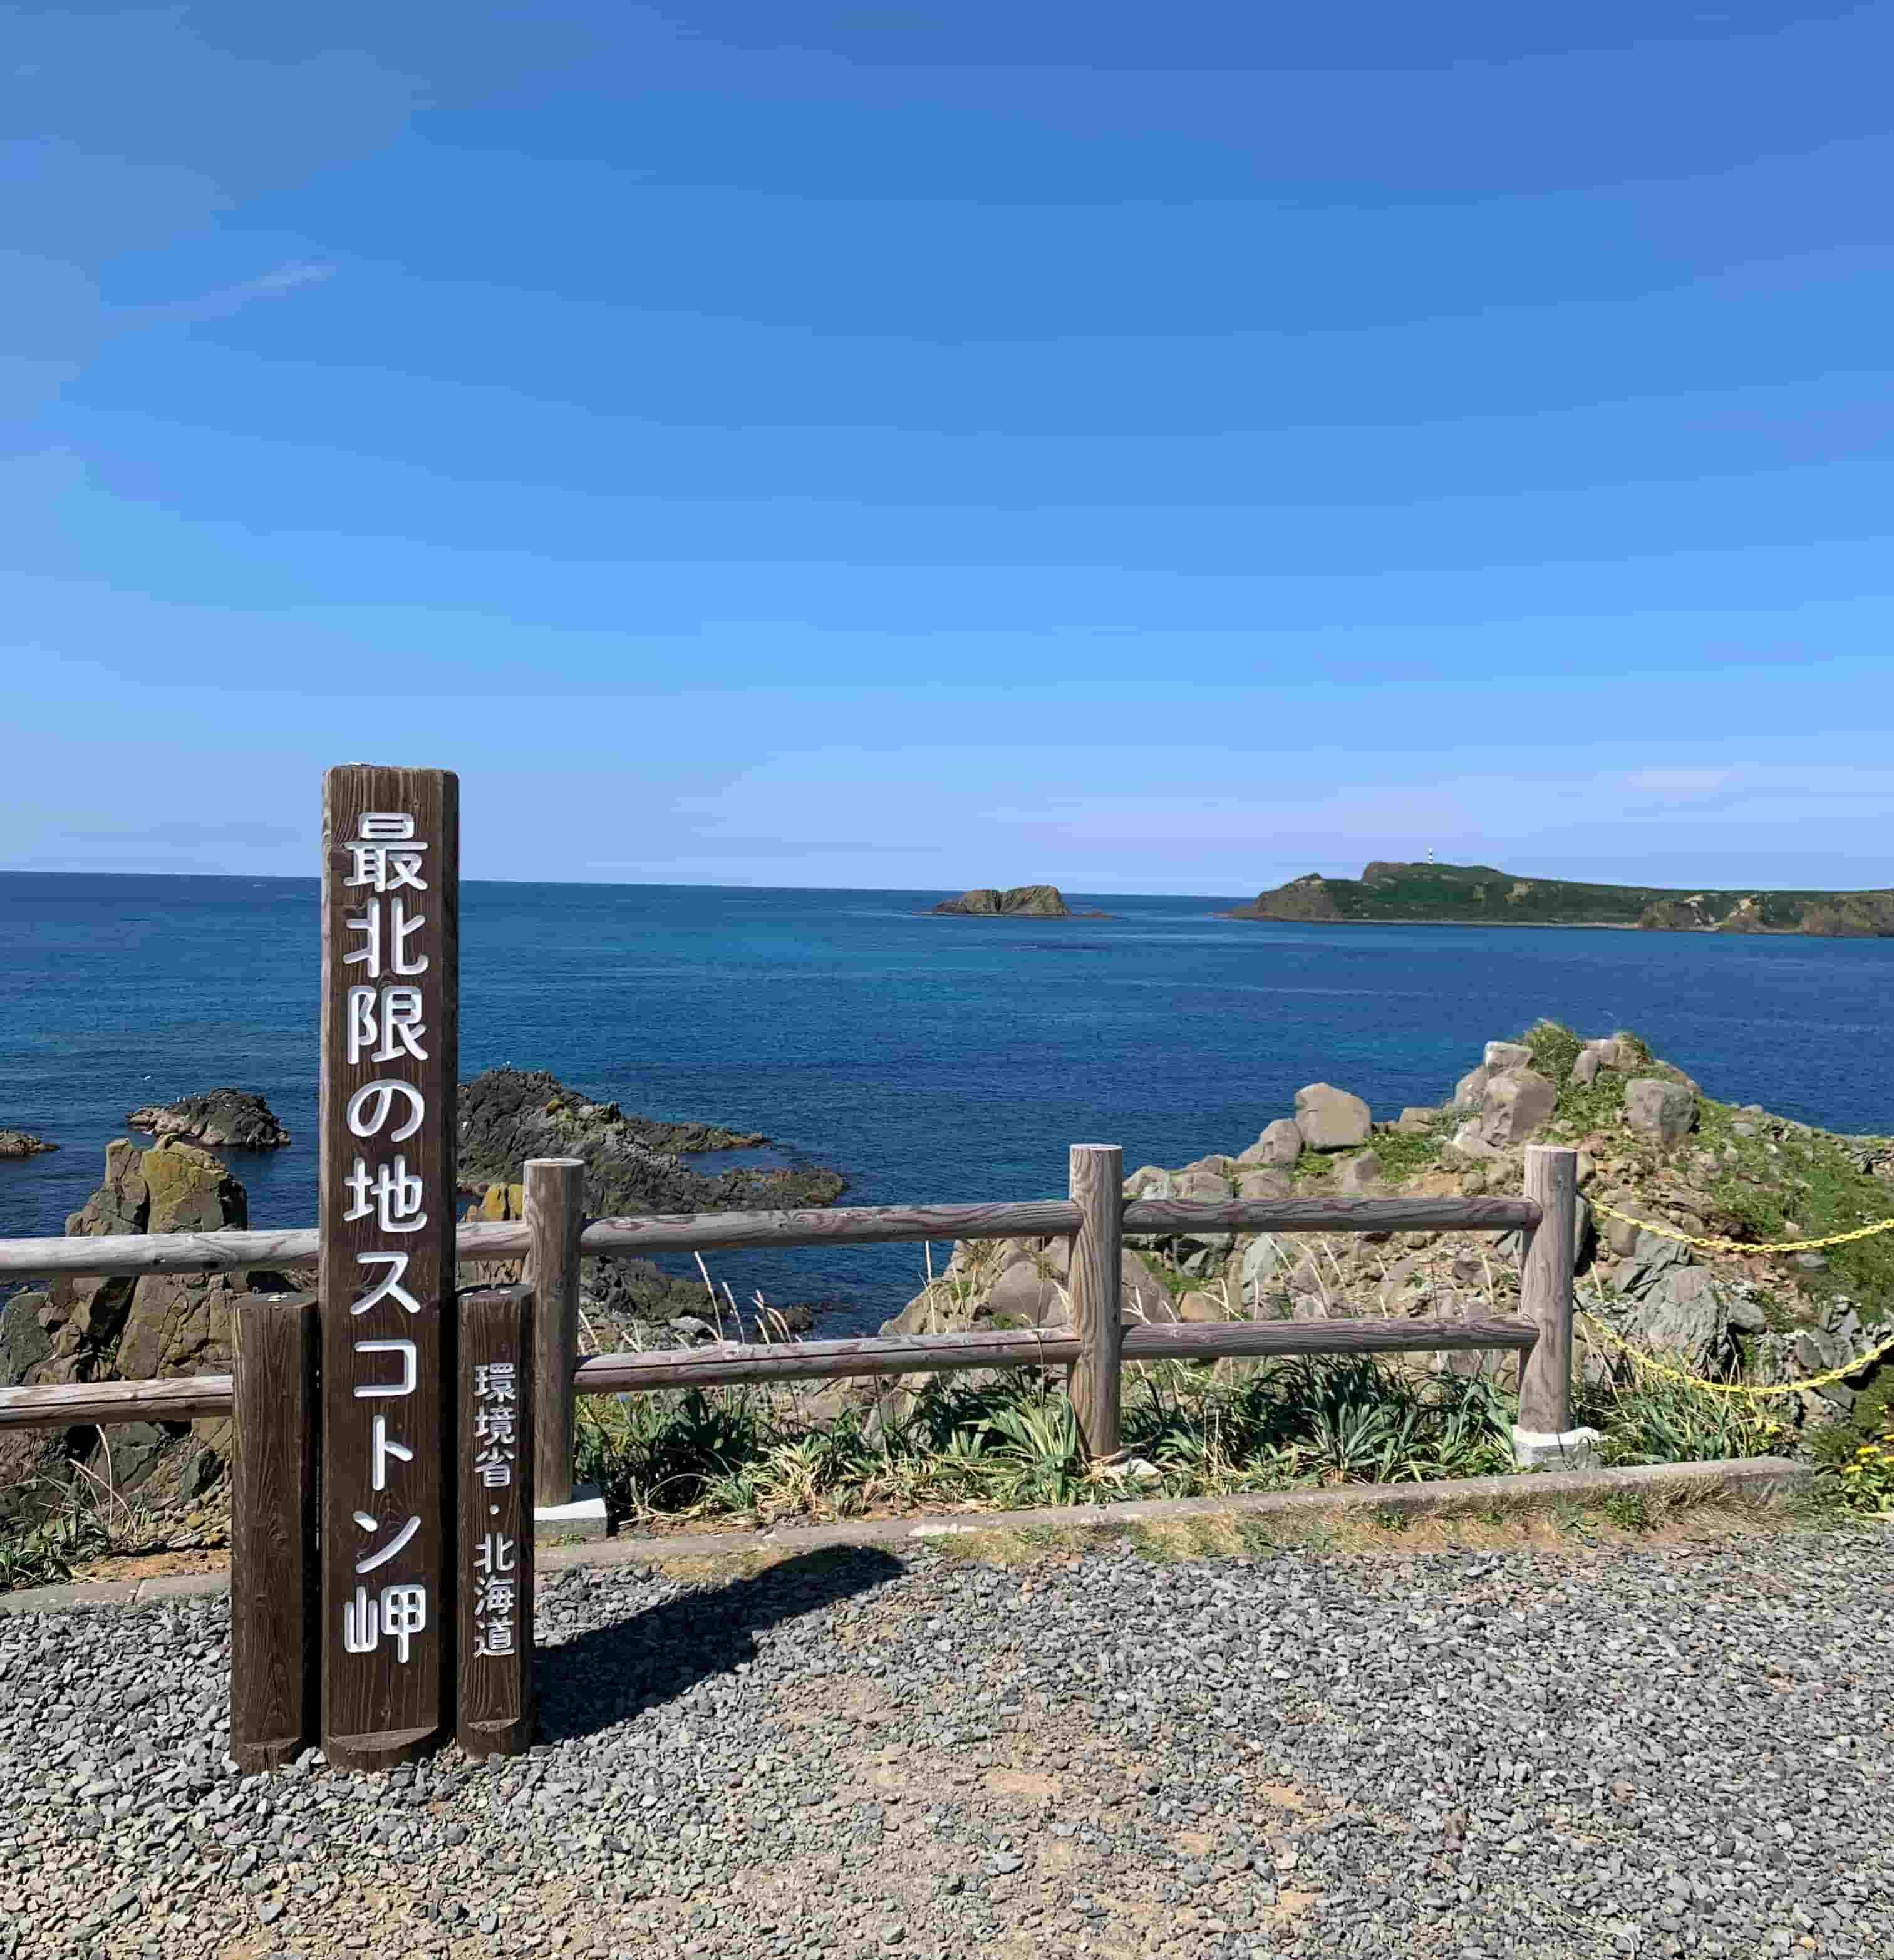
left=125, top=1088, right=290, bottom=1149
left=1479, top=1068, right=1558, bottom=1146
left=1229, top=872, right=1343, bottom=922
left=1239, top=1119, right=1303, bottom=1168
left=1231, top=859, right=1894, bottom=936
left=457, top=1067, right=846, bottom=1217
left=0, top=1139, right=304, bottom=1522
left=1625, top=1077, right=1697, bottom=1143
left=932, top=885, right=1082, bottom=917
left=876, top=1018, right=1891, bottom=1462
left=1293, top=1083, right=1372, bottom=1152
left=0, top=1130, right=56, bottom=1158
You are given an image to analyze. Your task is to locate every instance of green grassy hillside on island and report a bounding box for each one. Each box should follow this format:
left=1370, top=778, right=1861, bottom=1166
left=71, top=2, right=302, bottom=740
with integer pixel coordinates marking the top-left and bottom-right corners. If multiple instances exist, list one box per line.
left=1229, top=861, right=1894, bottom=936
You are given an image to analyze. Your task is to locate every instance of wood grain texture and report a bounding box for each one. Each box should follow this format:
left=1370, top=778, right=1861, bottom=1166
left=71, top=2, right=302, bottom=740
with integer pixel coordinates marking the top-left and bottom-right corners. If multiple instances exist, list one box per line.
left=318, top=764, right=459, bottom=1772
left=1121, top=1316, right=1538, bottom=1361
left=574, top=1199, right=1087, bottom=1256
left=577, top=1325, right=1085, bottom=1392
left=0, top=1194, right=1547, bottom=1283
left=0, top=1373, right=235, bottom=1427
left=572, top=1312, right=1537, bottom=1395
left=1121, top=1195, right=1542, bottom=1235
left=457, top=1286, right=534, bottom=1760
left=522, top=1159, right=584, bottom=1507
left=1517, top=1146, right=1580, bottom=1435
left=1067, top=1144, right=1123, bottom=1461
left=0, top=1303, right=1541, bottom=1432
left=0, top=1227, right=324, bottom=1278
left=230, top=1294, right=318, bottom=1772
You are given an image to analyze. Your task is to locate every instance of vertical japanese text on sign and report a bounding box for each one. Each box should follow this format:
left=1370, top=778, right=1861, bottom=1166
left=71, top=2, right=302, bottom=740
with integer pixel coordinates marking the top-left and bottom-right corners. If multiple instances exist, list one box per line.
left=319, top=771, right=459, bottom=1770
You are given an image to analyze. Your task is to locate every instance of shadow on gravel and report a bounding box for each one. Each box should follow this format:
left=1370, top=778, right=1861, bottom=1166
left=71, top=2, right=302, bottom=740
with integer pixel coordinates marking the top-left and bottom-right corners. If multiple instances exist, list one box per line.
left=535, top=1546, right=905, bottom=1744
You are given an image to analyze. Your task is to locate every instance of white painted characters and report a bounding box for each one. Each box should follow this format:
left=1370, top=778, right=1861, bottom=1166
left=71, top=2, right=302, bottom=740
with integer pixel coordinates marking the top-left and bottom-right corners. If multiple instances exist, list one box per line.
left=344, top=894, right=428, bottom=980
left=472, top=1359, right=517, bottom=1490
left=336, top=805, right=438, bottom=1676
left=472, top=1533, right=518, bottom=1659
left=346, top=1080, right=426, bottom=1143
left=346, top=985, right=428, bottom=1066
left=369, top=1411, right=414, bottom=1492
left=351, top=1337, right=417, bottom=1398
left=344, top=811, right=430, bottom=895
left=351, top=1250, right=423, bottom=1316
left=471, top=1373, right=520, bottom=1659
left=352, top=1512, right=422, bottom=1574
left=343, top=1582, right=428, bottom=1663
left=343, top=1154, right=427, bottom=1234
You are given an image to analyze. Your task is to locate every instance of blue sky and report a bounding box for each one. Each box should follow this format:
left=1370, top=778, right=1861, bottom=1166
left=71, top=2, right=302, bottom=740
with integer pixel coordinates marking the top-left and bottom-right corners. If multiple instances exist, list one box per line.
left=5, top=1, right=1891, bottom=893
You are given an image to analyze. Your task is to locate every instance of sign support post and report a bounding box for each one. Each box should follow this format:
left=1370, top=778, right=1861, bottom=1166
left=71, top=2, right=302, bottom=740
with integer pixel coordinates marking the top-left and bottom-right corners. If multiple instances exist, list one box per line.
left=318, top=765, right=459, bottom=1770
left=457, top=1283, right=536, bottom=1758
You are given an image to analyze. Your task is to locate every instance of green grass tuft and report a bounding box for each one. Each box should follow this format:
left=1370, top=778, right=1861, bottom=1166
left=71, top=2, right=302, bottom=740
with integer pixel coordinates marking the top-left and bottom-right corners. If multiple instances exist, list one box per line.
left=573, top=1355, right=1522, bottom=1534
left=1523, top=1018, right=1583, bottom=1085
left=0, top=1472, right=158, bottom=1595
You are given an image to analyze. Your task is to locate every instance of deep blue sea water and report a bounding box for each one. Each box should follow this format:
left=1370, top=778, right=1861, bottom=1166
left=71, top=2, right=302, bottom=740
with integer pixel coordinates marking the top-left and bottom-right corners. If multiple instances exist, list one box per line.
left=3, top=873, right=1890, bottom=1335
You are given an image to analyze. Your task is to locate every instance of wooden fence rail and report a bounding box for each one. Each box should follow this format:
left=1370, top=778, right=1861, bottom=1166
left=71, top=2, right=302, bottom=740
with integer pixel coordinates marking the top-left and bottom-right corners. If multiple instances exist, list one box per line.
left=0, top=1313, right=1547, bottom=1428
left=0, top=1192, right=1543, bottom=1281
left=0, top=1147, right=1578, bottom=1773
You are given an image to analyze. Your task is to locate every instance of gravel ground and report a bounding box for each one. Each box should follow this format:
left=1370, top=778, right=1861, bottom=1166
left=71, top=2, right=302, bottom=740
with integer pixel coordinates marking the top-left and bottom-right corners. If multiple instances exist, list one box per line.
left=1, top=1517, right=1890, bottom=1960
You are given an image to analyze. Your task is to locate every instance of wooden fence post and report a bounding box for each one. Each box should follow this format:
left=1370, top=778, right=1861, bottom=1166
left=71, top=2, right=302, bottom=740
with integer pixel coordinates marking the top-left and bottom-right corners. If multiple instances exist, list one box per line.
left=1517, top=1145, right=1581, bottom=1462
left=1068, top=1143, right=1124, bottom=1462
left=523, top=1157, right=584, bottom=1507
left=457, top=1284, right=535, bottom=1759
left=230, top=1292, right=319, bottom=1772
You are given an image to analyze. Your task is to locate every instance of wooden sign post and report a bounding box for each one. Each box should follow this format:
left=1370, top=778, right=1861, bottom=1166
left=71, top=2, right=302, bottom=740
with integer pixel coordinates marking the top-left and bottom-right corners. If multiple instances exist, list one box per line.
left=230, top=1292, right=319, bottom=1772
left=457, top=1284, right=536, bottom=1758
left=319, top=765, right=460, bottom=1770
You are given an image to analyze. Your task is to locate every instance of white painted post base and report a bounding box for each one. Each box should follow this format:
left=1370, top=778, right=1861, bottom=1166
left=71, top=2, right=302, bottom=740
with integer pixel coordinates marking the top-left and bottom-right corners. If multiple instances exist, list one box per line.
left=533, top=1481, right=608, bottom=1542
left=1511, top=1425, right=1603, bottom=1471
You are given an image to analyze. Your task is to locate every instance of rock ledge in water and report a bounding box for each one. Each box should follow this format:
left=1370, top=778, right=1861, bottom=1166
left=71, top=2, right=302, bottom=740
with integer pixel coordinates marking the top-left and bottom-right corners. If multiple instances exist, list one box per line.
left=933, top=885, right=1104, bottom=917
left=457, top=1067, right=846, bottom=1217
left=0, top=1130, right=56, bottom=1158
left=125, top=1088, right=290, bottom=1150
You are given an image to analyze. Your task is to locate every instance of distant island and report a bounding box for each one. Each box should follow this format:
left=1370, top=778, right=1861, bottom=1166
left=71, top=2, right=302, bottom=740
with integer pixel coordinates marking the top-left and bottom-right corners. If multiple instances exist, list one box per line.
left=931, top=885, right=1110, bottom=919
left=1227, top=861, right=1894, bottom=937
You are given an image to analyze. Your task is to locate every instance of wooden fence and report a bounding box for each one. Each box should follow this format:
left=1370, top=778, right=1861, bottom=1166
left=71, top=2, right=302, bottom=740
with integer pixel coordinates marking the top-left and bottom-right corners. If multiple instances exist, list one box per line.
left=0, top=1142, right=1578, bottom=1768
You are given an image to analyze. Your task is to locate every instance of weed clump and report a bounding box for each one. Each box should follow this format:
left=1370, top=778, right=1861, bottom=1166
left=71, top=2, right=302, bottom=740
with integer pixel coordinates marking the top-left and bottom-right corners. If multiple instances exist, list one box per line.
left=574, top=1356, right=1519, bottom=1534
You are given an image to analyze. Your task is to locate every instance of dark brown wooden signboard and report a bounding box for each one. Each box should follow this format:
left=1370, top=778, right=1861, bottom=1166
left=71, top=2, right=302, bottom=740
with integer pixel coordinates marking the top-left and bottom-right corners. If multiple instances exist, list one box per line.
left=319, top=765, right=460, bottom=1770
left=457, top=1284, right=535, bottom=1758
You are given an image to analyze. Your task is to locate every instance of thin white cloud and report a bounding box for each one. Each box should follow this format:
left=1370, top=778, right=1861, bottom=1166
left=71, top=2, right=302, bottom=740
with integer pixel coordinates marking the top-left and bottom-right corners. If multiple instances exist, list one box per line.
left=1623, top=766, right=1737, bottom=795
left=134, top=260, right=336, bottom=328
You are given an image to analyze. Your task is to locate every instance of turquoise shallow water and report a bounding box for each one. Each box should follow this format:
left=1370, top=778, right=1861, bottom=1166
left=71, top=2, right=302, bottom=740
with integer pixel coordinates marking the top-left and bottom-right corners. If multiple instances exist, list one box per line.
left=3, top=872, right=1890, bottom=1333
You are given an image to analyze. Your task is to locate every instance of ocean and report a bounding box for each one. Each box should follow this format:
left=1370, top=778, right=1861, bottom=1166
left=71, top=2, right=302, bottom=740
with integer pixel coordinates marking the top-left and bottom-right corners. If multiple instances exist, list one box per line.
left=3, top=872, right=1890, bottom=1336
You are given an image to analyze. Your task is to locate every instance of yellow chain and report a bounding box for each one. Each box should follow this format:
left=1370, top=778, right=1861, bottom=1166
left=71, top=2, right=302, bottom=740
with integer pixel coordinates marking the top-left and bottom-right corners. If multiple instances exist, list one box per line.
left=1588, top=1195, right=1894, bottom=1257
left=1576, top=1311, right=1894, bottom=1400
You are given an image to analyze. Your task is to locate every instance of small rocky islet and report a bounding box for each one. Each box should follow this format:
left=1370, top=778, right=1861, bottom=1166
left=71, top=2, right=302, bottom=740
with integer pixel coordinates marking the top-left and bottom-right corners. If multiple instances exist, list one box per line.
left=0, top=1130, right=56, bottom=1159
left=123, top=1086, right=291, bottom=1149
left=930, top=884, right=1111, bottom=918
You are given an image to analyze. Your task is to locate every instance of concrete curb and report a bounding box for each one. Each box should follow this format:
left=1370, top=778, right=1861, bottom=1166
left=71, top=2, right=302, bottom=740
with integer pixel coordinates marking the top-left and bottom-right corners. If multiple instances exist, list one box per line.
left=539, top=1453, right=1816, bottom=1570
left=0, top=1455, right=1818, bottom=1614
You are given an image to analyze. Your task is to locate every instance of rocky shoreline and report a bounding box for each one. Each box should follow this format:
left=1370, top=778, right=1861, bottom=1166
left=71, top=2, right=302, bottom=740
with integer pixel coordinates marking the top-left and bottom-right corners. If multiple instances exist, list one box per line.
left=881, top=1023, right=1893, bottom=1458
left=1231, top=860, right=1894, bottom=936
left=4, top=1031, right=1890, bottom=1550
left=0, top=1068, right=851, bottom=1541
